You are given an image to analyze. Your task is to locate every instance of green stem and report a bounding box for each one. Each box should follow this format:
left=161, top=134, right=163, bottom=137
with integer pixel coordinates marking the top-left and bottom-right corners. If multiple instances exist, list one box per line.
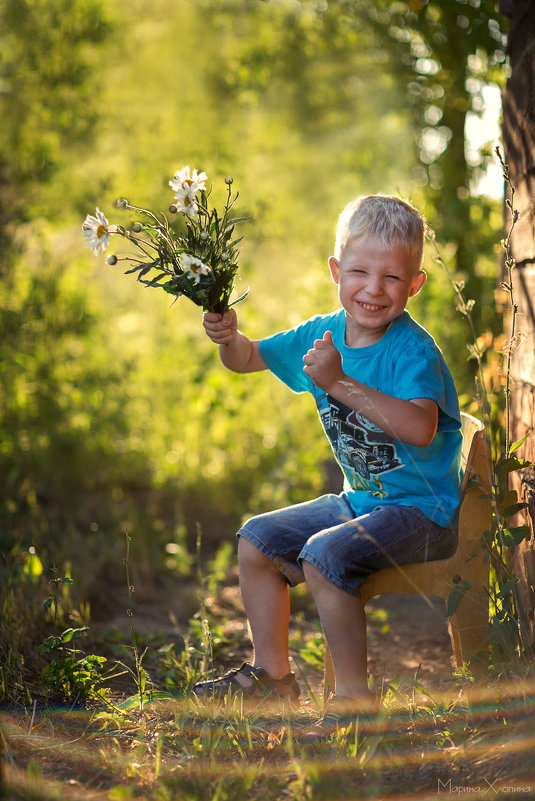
left=124, top=530, right=144, bottom=713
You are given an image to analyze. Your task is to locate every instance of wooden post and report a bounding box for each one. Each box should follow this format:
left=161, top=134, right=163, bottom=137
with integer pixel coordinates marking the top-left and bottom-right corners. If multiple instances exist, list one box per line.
left=501, top=0, right=535, bottom=651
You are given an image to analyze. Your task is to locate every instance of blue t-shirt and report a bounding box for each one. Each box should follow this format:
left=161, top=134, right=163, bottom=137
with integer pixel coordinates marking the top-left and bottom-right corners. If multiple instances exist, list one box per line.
left=259, top=309, right=462, bottom=527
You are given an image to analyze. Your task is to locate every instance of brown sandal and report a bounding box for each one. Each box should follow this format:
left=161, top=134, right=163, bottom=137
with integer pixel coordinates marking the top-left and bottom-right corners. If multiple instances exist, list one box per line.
left=192, top=662, right=300, bottom=704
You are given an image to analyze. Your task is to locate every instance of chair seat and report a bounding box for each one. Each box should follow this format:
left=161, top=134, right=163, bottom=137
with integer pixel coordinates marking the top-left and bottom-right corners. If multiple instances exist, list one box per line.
left=323, top=412, right=492, bottom=698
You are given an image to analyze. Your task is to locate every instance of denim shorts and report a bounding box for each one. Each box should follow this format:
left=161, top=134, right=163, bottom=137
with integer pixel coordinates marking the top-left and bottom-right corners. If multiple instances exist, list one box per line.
left=238, top=493, right=458, bottom=597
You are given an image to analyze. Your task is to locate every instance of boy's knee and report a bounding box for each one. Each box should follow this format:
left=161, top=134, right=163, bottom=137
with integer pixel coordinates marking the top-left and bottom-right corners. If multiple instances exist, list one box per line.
left=302, top=558, right=325, bottom=586
left=238, top=536, right=271, bottom=568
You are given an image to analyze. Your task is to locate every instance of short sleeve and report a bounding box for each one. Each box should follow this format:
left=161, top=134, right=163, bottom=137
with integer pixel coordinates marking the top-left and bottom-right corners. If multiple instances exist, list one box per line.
left=259, top=313, right=337, bottom=394
left=393, top=343, right=461, bottom=431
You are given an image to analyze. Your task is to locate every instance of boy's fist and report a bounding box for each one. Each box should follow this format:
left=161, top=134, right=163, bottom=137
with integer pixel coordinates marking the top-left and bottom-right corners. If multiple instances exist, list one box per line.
left=203, top=308, right=238, bottom=345
left=302, top=330, right=345, bottom=392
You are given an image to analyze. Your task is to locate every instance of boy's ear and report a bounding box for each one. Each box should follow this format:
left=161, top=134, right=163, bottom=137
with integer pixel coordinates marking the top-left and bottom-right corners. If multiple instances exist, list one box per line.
left=409, top=269, right=427, bottom=297
left=328, top=256, right=340, bottom=285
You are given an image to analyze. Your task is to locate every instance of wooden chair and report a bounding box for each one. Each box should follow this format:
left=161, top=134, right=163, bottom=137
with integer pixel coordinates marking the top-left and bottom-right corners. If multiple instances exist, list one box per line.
left=323, top=412, right=493, bottom=698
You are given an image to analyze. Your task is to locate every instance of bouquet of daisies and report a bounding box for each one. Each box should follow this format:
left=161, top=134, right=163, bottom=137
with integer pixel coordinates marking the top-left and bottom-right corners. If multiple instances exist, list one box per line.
left=82, top=167, right=249, bottom=314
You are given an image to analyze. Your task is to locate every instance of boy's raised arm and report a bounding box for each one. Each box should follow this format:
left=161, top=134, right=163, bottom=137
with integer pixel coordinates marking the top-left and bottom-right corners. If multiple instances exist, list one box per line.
left=203, top=309, right=267, bottom=373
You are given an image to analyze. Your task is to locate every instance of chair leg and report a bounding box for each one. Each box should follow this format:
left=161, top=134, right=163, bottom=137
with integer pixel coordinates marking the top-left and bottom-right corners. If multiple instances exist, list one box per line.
left=447, top=593, right=489, bottom=674
left=323, top=643, right=335, bottom=702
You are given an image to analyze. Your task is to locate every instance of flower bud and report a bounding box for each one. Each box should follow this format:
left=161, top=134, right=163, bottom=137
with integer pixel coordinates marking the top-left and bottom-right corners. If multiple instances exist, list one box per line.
left=106, top=255, right=118, bottom=265
left=200, top=230, right=210, bottom=241
left=132, top=222, right=142, bottom=233
left=221, top=250, right=230, bottom=261
left=169, top=204, right=178, bottom=214
left=116, top=198, right=129, bottom=208
left=224, top=176, right=233, bottom=185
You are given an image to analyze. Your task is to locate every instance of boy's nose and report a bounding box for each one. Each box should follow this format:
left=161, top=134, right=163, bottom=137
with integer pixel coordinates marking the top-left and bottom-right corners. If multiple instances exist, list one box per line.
left=365, top=277, right=384, bottom=296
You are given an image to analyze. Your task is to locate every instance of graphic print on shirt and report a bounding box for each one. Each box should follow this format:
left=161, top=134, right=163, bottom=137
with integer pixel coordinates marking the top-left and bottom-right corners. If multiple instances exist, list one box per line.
left=318, top=394, right=404, bottom=484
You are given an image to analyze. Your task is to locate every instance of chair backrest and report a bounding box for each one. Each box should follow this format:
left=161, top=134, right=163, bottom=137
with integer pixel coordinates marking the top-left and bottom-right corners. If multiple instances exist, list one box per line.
left=458, top=412, right=492, bottom=556
left=460, top=412, right=492, bottom=495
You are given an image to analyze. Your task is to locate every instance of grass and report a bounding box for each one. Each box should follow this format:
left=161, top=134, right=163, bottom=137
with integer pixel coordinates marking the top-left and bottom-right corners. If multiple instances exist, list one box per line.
left=2, top=552, right=535, bottom=800
left=2, top=674, right=535, bottom=800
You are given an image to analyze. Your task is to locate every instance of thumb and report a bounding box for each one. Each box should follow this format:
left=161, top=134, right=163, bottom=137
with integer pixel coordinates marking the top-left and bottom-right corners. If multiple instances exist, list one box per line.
left=323, top=330, right=333, bottom=343
left=223, top=308, right=237, bottom=325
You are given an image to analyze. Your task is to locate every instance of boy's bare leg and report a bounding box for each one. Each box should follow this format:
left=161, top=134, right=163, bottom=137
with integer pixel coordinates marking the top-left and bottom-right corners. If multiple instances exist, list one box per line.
left=302, top=560, right=371, bottom=702
left=237, top=537, right=292, bottom=681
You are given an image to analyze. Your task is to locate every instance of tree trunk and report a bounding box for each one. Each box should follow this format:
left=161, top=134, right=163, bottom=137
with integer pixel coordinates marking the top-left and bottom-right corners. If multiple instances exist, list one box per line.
left=501, top=0, right=535, bottom=652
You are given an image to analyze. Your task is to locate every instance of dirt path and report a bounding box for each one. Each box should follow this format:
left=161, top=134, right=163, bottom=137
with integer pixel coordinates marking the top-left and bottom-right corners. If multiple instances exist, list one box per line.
left=91, top=570, right=457, bottom=700
left=366, top=594, right=455, bottom=688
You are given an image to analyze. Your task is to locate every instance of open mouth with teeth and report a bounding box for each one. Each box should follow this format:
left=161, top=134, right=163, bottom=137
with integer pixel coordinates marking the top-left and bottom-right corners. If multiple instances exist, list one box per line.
left=357, top=301, right=387, bottom=312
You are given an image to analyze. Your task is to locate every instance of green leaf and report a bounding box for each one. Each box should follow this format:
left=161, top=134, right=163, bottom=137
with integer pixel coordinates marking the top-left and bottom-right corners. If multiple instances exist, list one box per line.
left=229, top=287, right=250, bottom=307
left=118, top=693, right=144, bottom=711
left=497, top=577, right=520, bottom=599
left=161, top=282, right=183, bottom=296
left=124, top=264, right=146, bottom=275
left=501, top=502, right=529, bottom=519
left=136, top=265, right=153, bottom=279
left=138, top=272, right=168, bottom=288
left=502, top=526, right=531, bottom=546
left=510, top=433, right=531, bottom=453
left=228, top=235, right=244, bottom=249
left=143, top=690, right=177, bottom=703
left=38, top=635, right=61, bottom=654
left=482, top=529, right=493, bottom=547
left=409, top=680, right=435, bottom=700
left=138, top=667, right=147, bottom=695
left=495, top=456, right=532, bottom=479
left=447, top=580, right=471, bottom=617
left=497, top=489, right=517, bottom=513
left=147, top=271, right=168, bottom=286
left=60, top=626, right=89, bottom=643
left=385, top=674, right=401, bottom=693
left=227, top=216, right=251, bottom=226
left=43, top=596, right=53, bottom=612
left=82, top=654, right=107, bottom=667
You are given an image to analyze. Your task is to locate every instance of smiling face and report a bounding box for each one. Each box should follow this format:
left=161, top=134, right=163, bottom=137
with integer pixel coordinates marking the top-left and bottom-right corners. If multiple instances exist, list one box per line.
left=329, top=236, right=427, bottom=347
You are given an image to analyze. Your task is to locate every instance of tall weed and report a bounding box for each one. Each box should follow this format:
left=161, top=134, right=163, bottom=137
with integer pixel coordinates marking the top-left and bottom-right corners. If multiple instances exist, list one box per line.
left=433, top=148, right=534, bottom=665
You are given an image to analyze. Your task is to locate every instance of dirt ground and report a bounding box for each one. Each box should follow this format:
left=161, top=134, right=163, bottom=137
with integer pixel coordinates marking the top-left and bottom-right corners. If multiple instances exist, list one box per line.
left=91, top=568, right=457, bottom=701
left=4, top=575, right=535, bottom=801
left=365, top=594, right=456, bottom=688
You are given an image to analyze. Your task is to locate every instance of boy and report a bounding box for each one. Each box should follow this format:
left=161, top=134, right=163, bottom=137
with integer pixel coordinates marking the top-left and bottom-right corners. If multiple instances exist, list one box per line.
left=197, top=195, right=461, bottom=717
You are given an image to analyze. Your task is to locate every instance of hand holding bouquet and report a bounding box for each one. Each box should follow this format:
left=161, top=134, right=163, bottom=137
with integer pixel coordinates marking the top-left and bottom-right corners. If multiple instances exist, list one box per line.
left=82, top=167, right=249, bottom=314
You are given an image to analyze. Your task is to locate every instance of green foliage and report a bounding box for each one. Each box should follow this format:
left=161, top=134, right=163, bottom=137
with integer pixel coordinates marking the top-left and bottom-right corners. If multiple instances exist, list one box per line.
left=290, top=627, right=325, bottom=673
left=439, top=152, right=533, bottom=665
left=0, top=0, right=524, bottom=706
left=0, top=0, right=111, bottom=229
left=38, top=626, right=110, bottom=706
left=0, top=256, right=153, bottom=575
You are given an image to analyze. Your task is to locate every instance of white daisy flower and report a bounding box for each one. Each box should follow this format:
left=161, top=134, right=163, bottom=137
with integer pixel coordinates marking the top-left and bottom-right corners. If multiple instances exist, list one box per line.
left=173, top=185, right=200, bottom=218
left=169, top=165, right=208, bottom=195
left=82, top=208, right=117, bottom=255
left=179, top=253, right=211, bottom=284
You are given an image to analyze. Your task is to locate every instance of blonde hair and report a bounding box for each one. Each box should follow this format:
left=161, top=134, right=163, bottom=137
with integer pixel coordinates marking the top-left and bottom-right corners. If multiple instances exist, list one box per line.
left=334, top=195, right=426, bottom=268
